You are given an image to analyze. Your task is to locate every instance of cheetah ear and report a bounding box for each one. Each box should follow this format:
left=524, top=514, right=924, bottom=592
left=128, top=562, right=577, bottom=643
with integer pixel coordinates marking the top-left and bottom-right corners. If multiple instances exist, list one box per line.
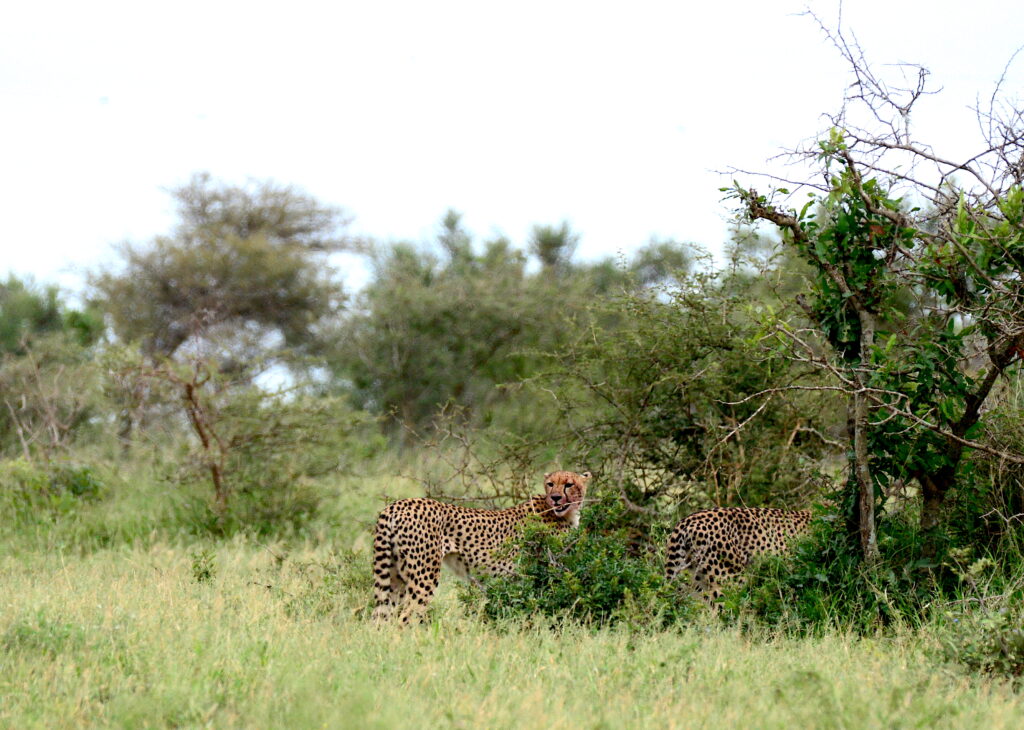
left=580, top=471, right=592, bottom=481
left=544, top=472, right=553, bottom=482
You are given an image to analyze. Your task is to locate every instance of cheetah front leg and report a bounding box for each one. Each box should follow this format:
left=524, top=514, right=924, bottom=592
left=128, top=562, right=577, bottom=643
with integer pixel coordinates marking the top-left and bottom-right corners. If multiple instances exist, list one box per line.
left=441, top=553, right=485, bottom=590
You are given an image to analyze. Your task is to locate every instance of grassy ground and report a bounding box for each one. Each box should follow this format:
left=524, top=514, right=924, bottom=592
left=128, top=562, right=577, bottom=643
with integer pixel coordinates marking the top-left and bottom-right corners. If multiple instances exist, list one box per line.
left=2, top=537, right=1024, bottom=729
left=2, top=463, right=1023, bottom=729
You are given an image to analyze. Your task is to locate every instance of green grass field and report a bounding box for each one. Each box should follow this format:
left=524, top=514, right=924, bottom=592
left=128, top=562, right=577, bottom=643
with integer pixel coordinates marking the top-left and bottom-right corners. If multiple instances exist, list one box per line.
left=2, top=468, right=1023, bottom=729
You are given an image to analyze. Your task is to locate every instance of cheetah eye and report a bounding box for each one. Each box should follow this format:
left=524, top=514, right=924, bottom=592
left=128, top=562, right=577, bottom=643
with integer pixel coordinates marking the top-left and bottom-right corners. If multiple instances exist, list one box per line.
left=546, top=482, right=554, bottom=488
left=565, top=483, right=574, bottom=488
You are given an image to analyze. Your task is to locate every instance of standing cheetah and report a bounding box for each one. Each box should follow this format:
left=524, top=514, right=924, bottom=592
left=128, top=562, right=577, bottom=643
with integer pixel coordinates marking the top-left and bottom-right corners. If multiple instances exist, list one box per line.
left=665, top=507, right=811, bottom=605
left=372, top=470, right=591, bottom=623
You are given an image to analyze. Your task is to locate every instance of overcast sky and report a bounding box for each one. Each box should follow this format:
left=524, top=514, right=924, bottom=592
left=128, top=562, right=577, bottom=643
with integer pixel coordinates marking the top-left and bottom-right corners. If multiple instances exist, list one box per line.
left=3, top=0, right=1022, bottom=296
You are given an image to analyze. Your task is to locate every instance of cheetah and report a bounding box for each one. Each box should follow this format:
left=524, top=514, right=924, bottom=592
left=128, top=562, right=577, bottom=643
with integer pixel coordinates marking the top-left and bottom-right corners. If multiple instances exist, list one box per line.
left=372, top=470, right=591, bottom=623
left=665, top=507, right=811, bottom=605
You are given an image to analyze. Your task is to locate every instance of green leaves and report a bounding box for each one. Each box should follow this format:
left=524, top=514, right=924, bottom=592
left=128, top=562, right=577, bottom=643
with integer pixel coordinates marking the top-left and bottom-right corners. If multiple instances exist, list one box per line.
left=938, top=398, right=961, bottom=423
left=733, top=128, right=1024, bottom=567
left=468, top=504, right=696, bottom=627
left=0, top=275, right=102, bottom=356
left=531, top=267, right=832, bottom=511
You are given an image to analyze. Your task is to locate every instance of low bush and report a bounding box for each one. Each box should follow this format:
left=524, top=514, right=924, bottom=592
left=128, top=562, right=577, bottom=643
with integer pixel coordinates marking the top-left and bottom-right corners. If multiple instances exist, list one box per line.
left=1, top=612, right=88, bottom=657
left=725, top=502, right=1024, bottom=636
left=0, top=459, right=105, bottom=530
left=189, top=547, right=216, bottom=583
left=257, top=548, right=375, bottom=620
left=724, top=507, right=947, bottom=633
left=946, top=385, right=1024, bottom=555
left=463, top=500, right=697, bottom=628
left=168, top=390, right=382, bottom=537
left=940, top=607, right=1024, bottom=679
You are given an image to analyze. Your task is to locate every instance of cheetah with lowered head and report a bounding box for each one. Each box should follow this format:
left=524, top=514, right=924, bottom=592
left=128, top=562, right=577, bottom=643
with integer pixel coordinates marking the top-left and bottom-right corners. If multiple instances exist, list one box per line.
left=665, top=507, right=811, bottom=605
left=372, top=470, right=591, bottom=623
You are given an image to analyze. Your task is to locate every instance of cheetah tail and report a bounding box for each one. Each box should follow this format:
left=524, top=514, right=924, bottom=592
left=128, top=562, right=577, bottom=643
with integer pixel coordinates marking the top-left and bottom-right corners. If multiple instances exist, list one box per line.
left=371, top=513, right=396, bottom=621
left=664, top=528, right=691, bottom=583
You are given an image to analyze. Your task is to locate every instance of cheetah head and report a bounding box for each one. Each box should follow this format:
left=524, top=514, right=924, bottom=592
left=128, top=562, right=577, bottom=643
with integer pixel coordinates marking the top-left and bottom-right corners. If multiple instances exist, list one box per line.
left=543, top=470, right=591, bottom=526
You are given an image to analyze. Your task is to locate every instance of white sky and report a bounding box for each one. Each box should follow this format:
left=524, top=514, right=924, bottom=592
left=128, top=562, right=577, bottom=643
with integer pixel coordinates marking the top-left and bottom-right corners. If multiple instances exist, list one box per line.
left=2, top=0, right=1022, bottom=297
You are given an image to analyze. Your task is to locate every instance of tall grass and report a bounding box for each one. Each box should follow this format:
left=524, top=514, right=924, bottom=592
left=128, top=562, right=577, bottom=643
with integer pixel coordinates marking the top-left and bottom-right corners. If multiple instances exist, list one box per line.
left=3, top=453, right=1024, bottom=728
left=0, top=448, right=423, bottom=557
left=3, top=537, right=1024, bottom=729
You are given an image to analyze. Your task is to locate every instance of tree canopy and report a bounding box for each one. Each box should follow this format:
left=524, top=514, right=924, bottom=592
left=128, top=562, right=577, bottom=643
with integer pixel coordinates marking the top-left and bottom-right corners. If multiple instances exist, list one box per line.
left=327, top=210, right=699, bottom=432
left=90, top=173, right=351, bottom=363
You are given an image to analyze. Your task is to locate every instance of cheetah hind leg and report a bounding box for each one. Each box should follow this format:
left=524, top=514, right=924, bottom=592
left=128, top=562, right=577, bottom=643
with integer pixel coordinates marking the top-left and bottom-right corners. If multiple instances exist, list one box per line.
left=372, top=558, right=409, bottom=623
left=690, top=556, right=726, bottom=613
left=666, top=539, right=713, bottom=604
left=664, top=530, right=692, bottom=584
left=397, top=554, right=443, bottom=625
left=371, top=524, right=411, bottom=624
left=372, top=525, right=401, bottom=623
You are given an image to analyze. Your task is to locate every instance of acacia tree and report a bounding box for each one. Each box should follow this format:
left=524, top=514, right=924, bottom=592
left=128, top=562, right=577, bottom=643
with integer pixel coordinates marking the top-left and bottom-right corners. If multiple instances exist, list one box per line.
left=729, top=22, right=1024, bottom=560
left=90, top=173, right=351, bottom=444
left=530, top=222, right=579, bottom=273
left=534, top=263, right=838, bottom=523
left=106, top=346, right=364, bottom=531
left=331, top=211, right=699, bottom=434
left=90, top=172, right=350, bottom=363
left=0, top=275, right=102, bottom=356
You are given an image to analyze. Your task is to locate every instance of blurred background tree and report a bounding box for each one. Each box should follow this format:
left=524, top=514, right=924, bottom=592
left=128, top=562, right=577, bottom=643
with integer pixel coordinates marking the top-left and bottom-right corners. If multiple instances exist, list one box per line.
left=1, top=275, right=102, bottom=355
left=0, top=276, right=104, bottom=459
left=325, top=210, right=701, bottom=437
left=89, top=172, right=351, bottom=367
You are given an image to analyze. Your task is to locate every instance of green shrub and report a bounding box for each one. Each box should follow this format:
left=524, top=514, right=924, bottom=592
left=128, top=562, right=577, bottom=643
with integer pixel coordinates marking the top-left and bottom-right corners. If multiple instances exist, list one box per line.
left=1, top=612, right=86, bottom=657
left=169, top=389, right=381, bottom=537
left=526, top=274, right=838, bottom=524
left=940, top=607, right=1024, bottom=679
left=464, top=502, right=697, bottom=628
left=0, top=459, right=105, bottom=529
left=190, top=547, right=216, bottom=583
left=276, top=549, right=374, bottom=619
left=178, top=478, right=325, bottom=539
left=725, top=507, right=944, bottom=632
left=946, top=383, right=1024, bottom=555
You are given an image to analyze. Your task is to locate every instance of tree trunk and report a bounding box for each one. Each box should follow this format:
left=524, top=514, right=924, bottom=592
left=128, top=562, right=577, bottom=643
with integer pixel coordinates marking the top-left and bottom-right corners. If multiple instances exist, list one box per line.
left=117, top=409, right=135, bottom=454
left=852, top=388, right=878, bottom=562
left=854, top=310, right=879, bottom=563
left=918, top=473, right=946, bottom=559
left=181, top=380, right=228, bottom=518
